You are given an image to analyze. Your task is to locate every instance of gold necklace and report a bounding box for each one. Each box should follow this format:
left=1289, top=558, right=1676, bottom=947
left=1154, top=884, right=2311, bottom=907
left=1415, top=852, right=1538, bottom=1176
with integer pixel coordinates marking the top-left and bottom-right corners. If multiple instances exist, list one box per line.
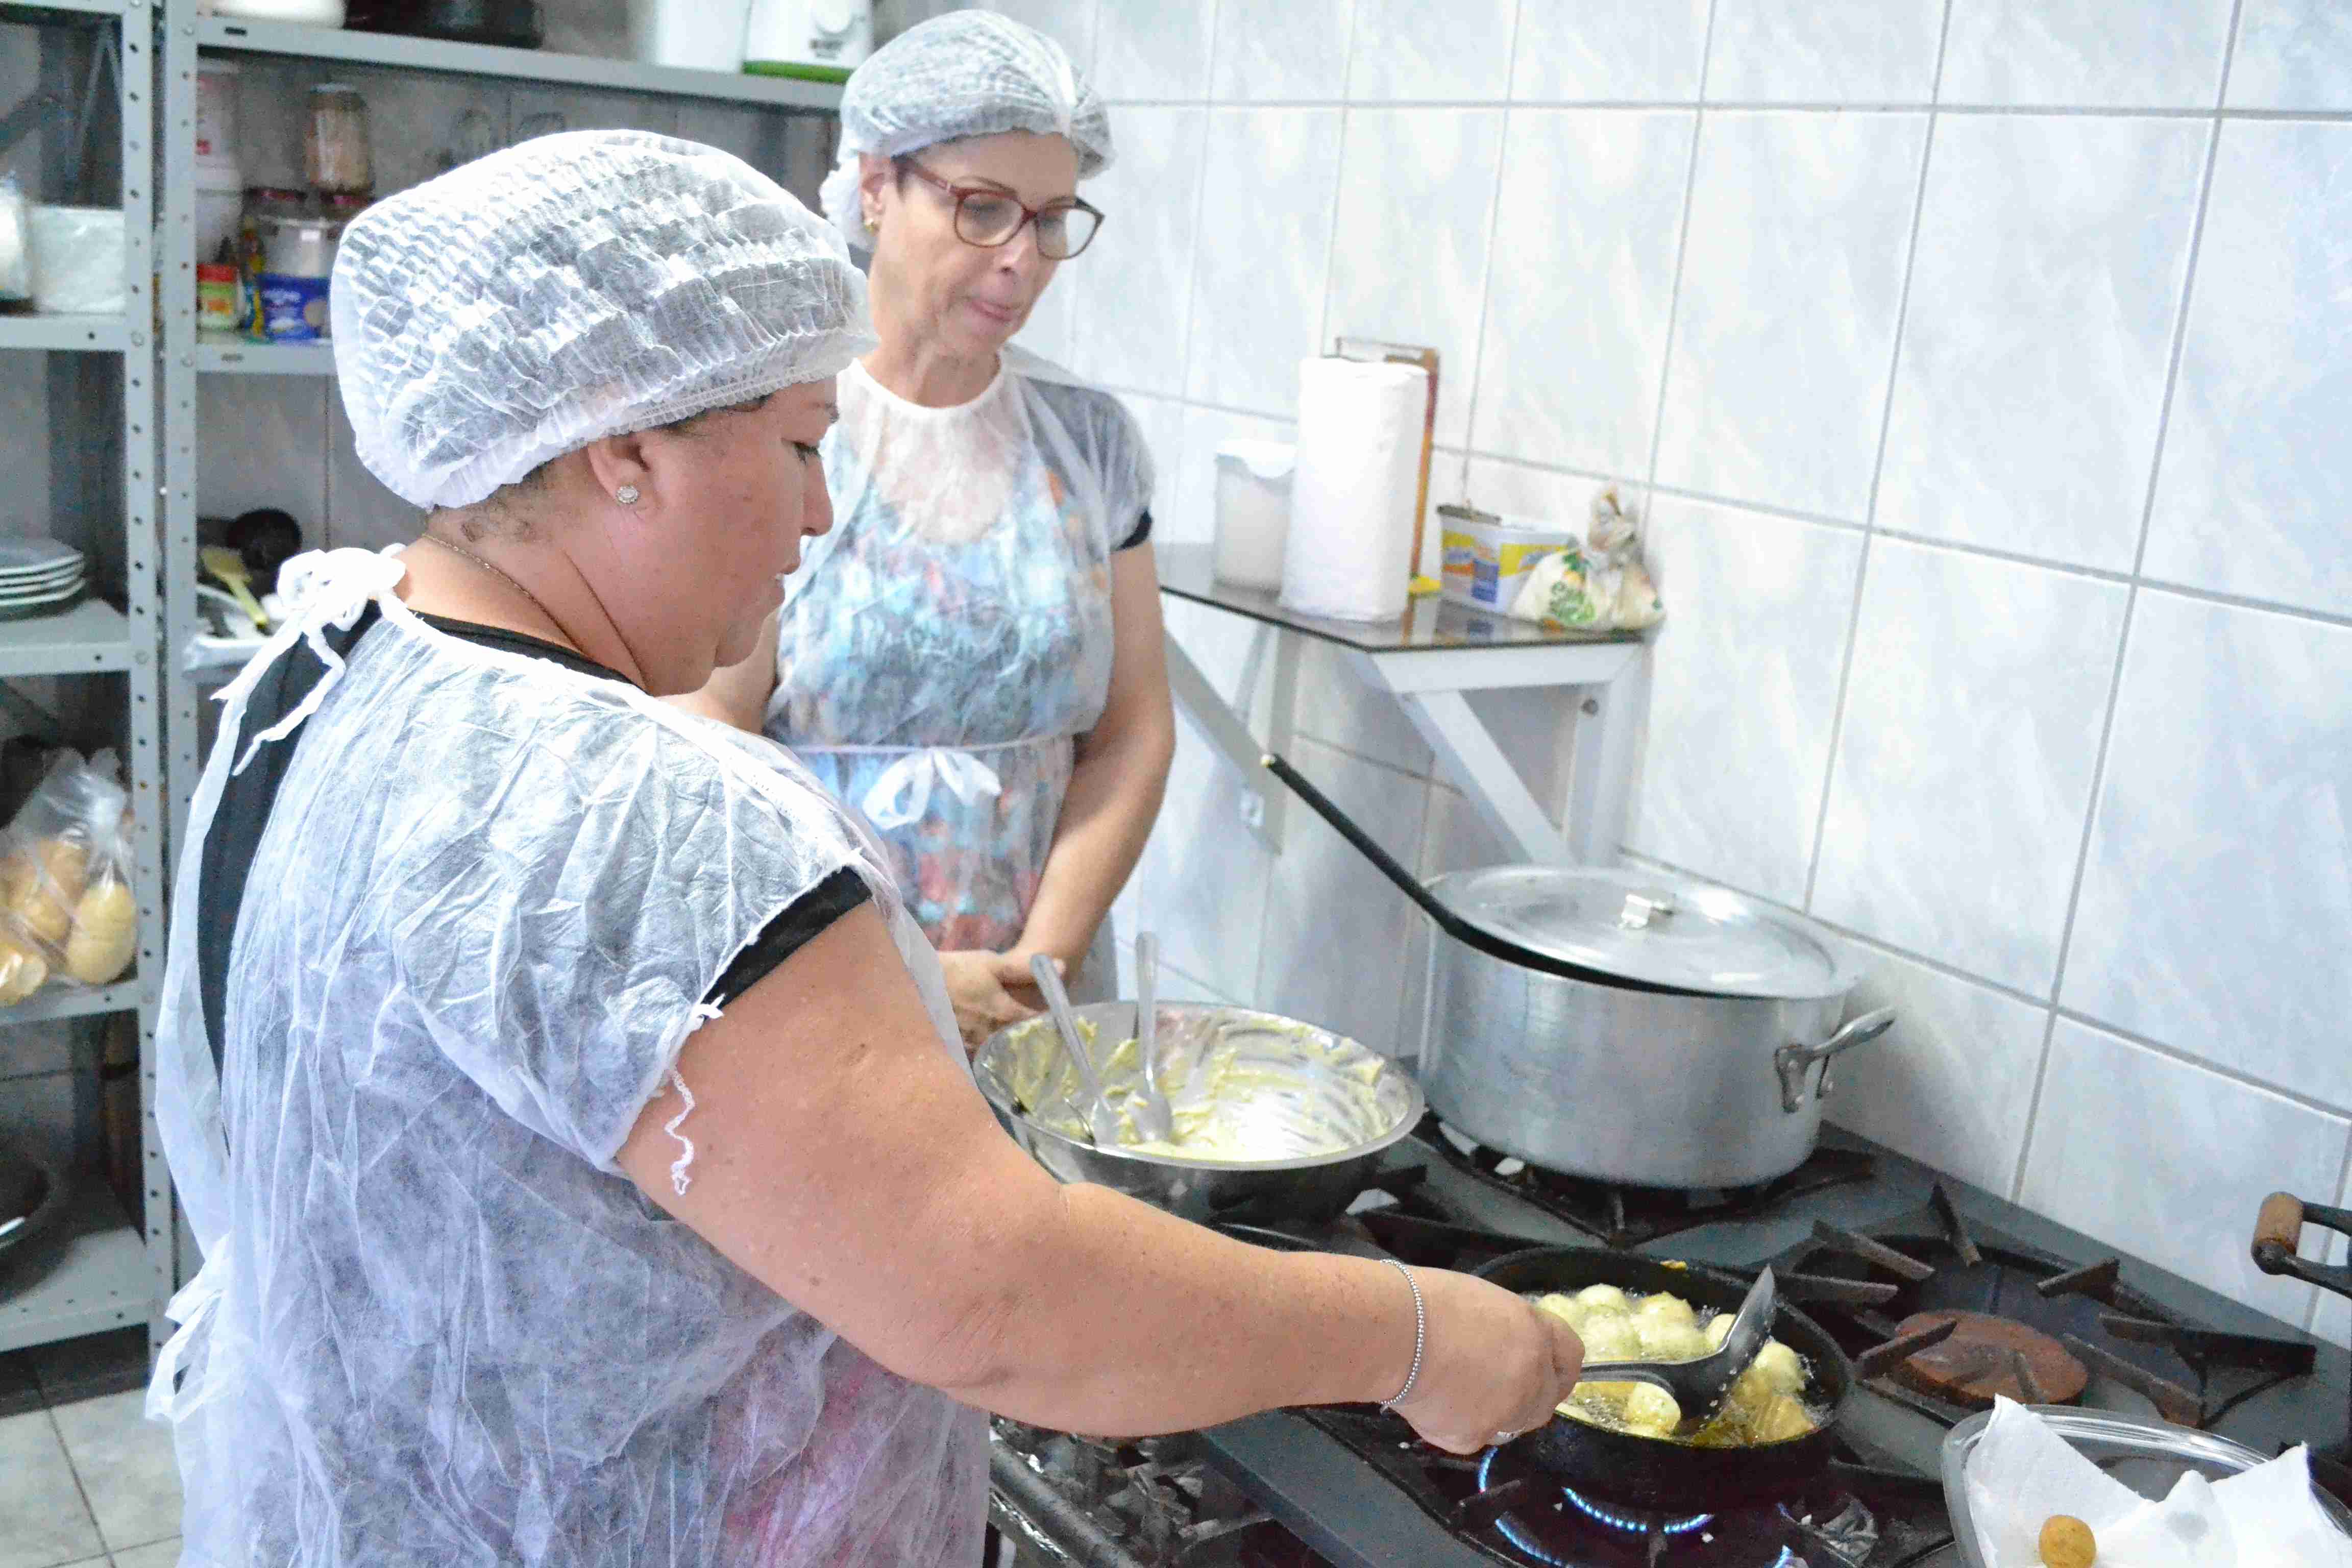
left=421, top=533, right=558, bottom=626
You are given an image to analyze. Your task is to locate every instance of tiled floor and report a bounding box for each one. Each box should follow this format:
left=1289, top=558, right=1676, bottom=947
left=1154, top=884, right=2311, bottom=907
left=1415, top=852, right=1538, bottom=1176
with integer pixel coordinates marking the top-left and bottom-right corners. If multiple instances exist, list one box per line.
left=0, top=1330, right=181, bottom=1568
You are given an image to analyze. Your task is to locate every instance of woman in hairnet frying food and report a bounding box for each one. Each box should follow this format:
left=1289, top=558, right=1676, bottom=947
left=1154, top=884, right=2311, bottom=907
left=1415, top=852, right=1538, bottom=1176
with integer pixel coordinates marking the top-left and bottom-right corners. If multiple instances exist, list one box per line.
left=679, top=13, right=1171, bottom=1043
left=146, top=132, right=1581, bottom=1566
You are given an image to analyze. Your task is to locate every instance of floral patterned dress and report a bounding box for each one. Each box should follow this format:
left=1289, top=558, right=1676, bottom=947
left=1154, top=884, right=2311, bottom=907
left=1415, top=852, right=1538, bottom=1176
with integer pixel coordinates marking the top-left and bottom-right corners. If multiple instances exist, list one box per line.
left=765, top=353, right=1152, bottom=955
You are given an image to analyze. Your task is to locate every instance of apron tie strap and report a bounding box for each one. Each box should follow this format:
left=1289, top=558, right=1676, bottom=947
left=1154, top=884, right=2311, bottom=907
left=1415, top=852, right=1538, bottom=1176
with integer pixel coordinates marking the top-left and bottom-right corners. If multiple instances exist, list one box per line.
left=218, top=548, right=409, bottom=776
left=145, top=1253, right=229, bottom=1425
left=860, top=748, right=1004, bottom=831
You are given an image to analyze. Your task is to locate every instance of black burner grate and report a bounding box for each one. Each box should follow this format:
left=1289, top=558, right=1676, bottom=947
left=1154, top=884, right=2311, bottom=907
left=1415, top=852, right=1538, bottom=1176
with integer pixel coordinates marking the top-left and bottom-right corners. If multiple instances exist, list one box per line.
left=1290, top=1405, right=1953, bottom=1567
left=1773, top=1188, right=2316, bottom=1432
left=1413, top=1116, right=1880, bottom=1248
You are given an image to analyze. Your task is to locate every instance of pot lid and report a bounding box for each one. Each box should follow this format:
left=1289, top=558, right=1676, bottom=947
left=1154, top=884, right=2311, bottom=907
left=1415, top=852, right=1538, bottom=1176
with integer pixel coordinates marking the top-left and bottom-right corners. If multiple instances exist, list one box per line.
left=1424, top=865, right=1861, bottom=999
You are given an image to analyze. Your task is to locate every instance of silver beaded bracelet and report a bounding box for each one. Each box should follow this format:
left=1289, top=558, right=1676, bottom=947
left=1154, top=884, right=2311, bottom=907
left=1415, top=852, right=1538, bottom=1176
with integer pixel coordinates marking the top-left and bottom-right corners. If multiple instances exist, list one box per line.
left=1379, top=1259, right=1426, bottom=1411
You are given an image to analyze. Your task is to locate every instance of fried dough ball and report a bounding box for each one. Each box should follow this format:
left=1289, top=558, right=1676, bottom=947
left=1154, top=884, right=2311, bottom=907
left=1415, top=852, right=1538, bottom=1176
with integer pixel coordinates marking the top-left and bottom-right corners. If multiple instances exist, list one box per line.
left=1635, top=1319, right=1711, bottom=1363
left=1631, top=1292, right=1697, bottom=1329
left=1576, top=1311, right=1640, bottom=1362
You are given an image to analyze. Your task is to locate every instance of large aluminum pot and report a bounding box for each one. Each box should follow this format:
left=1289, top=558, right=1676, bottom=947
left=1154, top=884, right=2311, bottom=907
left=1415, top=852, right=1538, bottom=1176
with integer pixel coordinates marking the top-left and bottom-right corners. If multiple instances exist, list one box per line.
left=973, top=1002, right=1424, bottom=1224
left=1421, top=864, right=1893, bottom=1185
left=1263, top=754, right=1893, bottom=1189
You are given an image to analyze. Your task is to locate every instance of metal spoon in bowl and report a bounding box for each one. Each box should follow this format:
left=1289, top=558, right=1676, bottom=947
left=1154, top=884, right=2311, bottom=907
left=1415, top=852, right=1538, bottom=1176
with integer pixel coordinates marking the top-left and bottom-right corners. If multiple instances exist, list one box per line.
left=1031, top=953, right=1124, bottom=1147
left=1129, top=933, right=1176, bottom=1145
left=1575, top=1267, right=1781, bottom=1430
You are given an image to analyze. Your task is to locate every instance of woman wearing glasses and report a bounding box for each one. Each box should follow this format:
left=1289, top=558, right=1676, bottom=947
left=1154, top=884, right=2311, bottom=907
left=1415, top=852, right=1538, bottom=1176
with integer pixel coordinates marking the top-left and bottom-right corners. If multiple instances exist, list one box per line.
left=682, top=12, right=1169, bottom=1044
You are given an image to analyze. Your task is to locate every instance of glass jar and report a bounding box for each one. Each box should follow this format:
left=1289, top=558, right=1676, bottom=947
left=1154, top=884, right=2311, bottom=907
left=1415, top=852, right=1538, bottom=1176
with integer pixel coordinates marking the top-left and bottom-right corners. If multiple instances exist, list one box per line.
left=304, top=84, right=372, bottom=197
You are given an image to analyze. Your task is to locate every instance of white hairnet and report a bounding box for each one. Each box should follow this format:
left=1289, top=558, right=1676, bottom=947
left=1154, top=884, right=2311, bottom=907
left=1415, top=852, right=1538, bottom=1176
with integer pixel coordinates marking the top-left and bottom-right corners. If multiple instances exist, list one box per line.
left=333, top=130, right=875, bottom=510
left=819, top=10, right=1113, bottom=253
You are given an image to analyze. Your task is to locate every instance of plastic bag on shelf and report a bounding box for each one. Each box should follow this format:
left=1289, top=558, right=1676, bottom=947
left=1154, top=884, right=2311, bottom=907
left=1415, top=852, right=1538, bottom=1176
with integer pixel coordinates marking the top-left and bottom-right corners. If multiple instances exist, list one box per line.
left=0, top=749, right=137, bottom=1000
left=1506, top=486, right=1665, bottom=633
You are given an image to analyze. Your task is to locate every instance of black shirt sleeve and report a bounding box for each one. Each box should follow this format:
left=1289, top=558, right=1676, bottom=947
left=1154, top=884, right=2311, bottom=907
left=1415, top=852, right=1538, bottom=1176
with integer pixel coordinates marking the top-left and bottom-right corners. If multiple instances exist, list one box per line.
left=701, top=866, right=873, bottom=1009
left=1115, top=508, right=1154, bottom=552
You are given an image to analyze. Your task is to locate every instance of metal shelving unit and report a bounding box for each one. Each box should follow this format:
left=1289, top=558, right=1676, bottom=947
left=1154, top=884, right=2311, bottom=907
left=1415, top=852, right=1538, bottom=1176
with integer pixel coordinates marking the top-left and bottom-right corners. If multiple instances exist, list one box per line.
left=0, top=313, right=132, bottom=350
left=193, top=328, right=328, bottom=374
left=0, top=0, right=174, bottom=1357
left=198, top=14, right=844, bottom=109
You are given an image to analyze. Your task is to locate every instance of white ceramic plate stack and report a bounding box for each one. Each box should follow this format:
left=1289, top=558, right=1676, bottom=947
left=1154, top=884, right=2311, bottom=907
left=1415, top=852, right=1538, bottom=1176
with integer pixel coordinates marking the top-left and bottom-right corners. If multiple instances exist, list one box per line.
left=0, top=540, right=86, bottom=622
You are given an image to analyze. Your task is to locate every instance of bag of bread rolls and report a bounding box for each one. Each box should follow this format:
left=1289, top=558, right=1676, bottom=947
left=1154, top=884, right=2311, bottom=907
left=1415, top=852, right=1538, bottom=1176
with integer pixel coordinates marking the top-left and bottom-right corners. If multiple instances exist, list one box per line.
left=0, top=748, right=135, bottom=999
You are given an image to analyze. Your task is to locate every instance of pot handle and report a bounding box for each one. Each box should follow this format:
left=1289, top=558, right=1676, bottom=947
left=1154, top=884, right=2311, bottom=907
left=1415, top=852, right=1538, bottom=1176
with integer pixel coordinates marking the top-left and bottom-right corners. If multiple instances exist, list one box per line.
left=1775, top=1006, right=1896, bottom=1113
left=2251, top=1190, right=2352, bottom=1301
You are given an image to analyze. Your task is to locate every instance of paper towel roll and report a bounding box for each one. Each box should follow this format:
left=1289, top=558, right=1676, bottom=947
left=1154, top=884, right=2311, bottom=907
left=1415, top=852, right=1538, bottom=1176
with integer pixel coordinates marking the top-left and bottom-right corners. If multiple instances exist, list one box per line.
left=1280, top=357, right=1428, bottom=622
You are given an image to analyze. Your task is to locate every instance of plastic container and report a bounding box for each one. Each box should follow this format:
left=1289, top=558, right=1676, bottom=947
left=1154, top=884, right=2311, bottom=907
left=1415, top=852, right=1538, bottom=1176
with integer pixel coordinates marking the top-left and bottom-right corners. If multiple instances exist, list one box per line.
left=742, top=0, right=871, bottom=81
left=304, top=84, right=371, bottom=197
left=195, top=263, right=241, bottom=331
left=210, top=0, right=346, bottom=24
left=1437, top=503, right=1578, bottom=613
left=27, top=207, right=125, bottom=315
left=194, top=164, right=243, bottom=265
left=195, top=61, right=240, bottom=164
left=260, top=214, right=339, bottom=279
left=628, top=0, right=750, bottom=71
left=1212, top=440, right=1295, bottom=591
left=1941, top=1405, right=2352, bottom=1567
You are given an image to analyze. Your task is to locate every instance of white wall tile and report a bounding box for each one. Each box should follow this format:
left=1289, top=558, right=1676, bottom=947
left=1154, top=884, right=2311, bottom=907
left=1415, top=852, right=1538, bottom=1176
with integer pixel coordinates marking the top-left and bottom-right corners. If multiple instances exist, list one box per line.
left=2320, top=1162, right=2352, bottom=1347
left=2144, top=120, right=2352, bottom=620
left=2063, top=592, right=2352, bottom=1109
left=1705, top=0, right=1945, bottom=103
left=1345, top=0, right=1516, bottom=102
left=975, top=0, right=1098, bottom=71
left=1259, top=738, right=1431, bottom=1052
left=1940, top=0, right=2235, bottom=108
left=1629, top=496, right=1865, bottom=905
left=2020, top=1019, right=2349, bottom=1330
left=2228, top=0, right=2352, bottom=109
left=1824, top=943, right=2051, bottom=1197
left=1471, top=109, right=1696, bottom=479
left=1094, top=0, right=1213, bottom=102
left=1167, top=403, right=1296, bottom=548
left=1211, top=0, right=1353, bottom=102
left=1290, top=636, right=1432, bottom=776
left=1812, top=542, right=2128, bottom=996
left=1510, top=0, right=1710, bottom=102
left=1460, top=454, right=1633, bottom=530
left=1653, top=111, right=1927, bottom=522
left=1113, top=392, right=1187, bottom=531
left=1877, top=114, right=2206, bottom=571
left=198, top=379, right=328, bottom=534
left=1183, top=108, right=1344, bottom=417
left=1137, top=722, right=1275, bottom=1006
left=1069, top=107, right=1205, bottom=397
left=1325, top=109, right=1506, bottom=447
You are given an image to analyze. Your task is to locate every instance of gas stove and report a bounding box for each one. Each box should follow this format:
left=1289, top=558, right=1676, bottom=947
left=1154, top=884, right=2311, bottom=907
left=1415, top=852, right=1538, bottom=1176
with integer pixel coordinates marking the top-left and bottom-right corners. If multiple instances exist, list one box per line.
left=986, top=1127, right=2352, bottom=1567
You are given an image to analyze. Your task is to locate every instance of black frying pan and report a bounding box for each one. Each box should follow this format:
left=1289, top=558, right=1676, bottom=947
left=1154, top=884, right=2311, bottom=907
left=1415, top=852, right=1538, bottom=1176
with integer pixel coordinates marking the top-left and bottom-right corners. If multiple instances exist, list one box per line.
left=1474, top=1246, right=1854, bottom=1511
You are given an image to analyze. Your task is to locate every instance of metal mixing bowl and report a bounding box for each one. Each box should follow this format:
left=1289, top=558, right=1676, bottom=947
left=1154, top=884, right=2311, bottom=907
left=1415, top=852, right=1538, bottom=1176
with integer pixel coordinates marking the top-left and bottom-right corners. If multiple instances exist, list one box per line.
left=974, top=1002, right=1424, bottom=1224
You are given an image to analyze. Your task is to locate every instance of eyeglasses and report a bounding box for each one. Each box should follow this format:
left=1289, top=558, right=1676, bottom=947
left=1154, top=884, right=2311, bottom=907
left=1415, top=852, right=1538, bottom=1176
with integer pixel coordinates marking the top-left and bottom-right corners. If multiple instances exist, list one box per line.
left=896, top=159, right=1106, bottom=260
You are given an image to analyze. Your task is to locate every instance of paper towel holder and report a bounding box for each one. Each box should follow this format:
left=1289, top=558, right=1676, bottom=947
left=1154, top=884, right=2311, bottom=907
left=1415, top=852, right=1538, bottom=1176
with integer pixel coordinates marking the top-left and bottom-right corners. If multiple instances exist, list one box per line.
left=1330, top=337, right=1440, bottom=598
